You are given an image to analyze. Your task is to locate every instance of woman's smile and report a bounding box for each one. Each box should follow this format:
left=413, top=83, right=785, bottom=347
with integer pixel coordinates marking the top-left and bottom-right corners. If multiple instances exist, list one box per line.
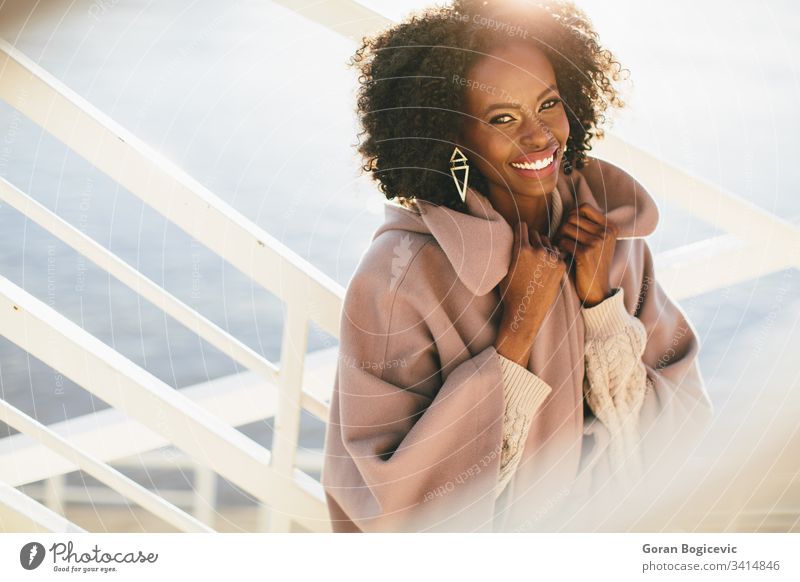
left=508, top=145, right=559, bottom=179
left=457, top=41, right=571, bottom=211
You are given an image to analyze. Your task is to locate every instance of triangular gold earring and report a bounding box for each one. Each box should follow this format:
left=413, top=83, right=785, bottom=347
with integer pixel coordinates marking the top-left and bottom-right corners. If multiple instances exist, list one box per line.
left=449, top=146, right=470, bottom=203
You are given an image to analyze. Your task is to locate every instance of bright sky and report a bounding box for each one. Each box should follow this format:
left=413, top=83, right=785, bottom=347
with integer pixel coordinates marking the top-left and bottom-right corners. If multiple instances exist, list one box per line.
left=359, top=0, right=616, bottom=35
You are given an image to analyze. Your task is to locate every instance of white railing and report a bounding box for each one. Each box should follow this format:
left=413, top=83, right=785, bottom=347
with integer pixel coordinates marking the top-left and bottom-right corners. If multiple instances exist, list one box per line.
left=0, top=37, right=342, bottom=533
left=1, top=0, right=799, bottom=532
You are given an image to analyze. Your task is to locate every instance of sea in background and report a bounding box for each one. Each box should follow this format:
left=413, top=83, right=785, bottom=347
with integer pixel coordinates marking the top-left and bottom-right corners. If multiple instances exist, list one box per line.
left=0, top=0, right=798, bottom=510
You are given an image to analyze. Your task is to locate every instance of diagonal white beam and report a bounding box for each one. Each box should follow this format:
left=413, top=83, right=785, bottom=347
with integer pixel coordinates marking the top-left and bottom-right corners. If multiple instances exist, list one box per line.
left=0, top=38, right=344, bottom=339
left=271, top=0, right=392, bottom=42
left=0, top=479, right=86, bottom=533
left=0, top=175, right=280, bottom=388
left=0, top=399, right=214, bottom=532
left=592, top=135, right=800, bottom=268
left=0, top=276, right=331, bottom=532
left=0, top=369, right=276, bottom=487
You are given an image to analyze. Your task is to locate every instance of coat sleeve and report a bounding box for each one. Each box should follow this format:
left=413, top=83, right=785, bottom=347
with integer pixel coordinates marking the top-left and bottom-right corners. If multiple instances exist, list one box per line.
left=579, top=239, right=714, bottom=489
left=322, top=252, right=515, bottom=532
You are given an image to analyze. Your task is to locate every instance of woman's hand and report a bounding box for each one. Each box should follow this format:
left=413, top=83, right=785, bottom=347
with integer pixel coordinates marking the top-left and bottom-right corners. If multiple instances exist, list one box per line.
left=553, top=202, right=619, bottom=308
left=495, top=221, right=566, bottom=366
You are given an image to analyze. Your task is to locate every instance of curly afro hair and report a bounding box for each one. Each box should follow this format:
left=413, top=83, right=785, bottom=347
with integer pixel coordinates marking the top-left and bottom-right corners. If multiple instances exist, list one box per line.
left=349, top=0, right=630, bottom=212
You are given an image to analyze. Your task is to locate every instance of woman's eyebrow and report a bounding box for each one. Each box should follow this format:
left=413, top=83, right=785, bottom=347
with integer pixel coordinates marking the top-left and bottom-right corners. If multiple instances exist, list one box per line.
left=481, top=84, right=559, bottom=115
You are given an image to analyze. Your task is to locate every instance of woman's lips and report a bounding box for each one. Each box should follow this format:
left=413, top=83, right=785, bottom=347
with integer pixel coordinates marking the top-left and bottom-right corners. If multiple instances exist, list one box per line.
left=509, top=145, right=558, bottom=165
left=508, top=146, right=558, bottom=179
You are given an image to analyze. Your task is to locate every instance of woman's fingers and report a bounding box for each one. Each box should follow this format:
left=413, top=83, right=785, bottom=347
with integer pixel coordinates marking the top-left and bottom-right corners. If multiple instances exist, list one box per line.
left=563, top=203, right=604, bottom=223
left=557, top=221, right=603, bottom=245
left=565, top=214, right=605, bottom=237
left=520, top=221, right=532, bottom=247
left=513, top=221, right=529, bottom=253
left=540, top=235, right=563, bottom=261
left=529, top=227, right=542, bottom=247
left=515, top=223, right=576, bottom=260
left=540, top=234, right=555, bottom=253
left=565, top=204, right=620, bottom=236
left=556, top=236, right=581, bottom=255
left=575, top=203, right=606, bottom=223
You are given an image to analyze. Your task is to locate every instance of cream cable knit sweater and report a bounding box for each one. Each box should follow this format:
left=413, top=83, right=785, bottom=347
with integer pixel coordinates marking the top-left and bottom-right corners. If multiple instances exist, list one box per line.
left=494, top=189, right=651, bottom=500
left=495, top=286, right=651, bottom=499
left=581, top=287, right=651, bottom=483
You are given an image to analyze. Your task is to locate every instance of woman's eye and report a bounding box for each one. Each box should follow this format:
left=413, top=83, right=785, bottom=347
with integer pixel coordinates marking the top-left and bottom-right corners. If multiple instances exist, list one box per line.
left=489, top=114, right=515, bottom=125
left=489, top=99, right=562, bottom=124
left=540, top=97, right=563, bottom=111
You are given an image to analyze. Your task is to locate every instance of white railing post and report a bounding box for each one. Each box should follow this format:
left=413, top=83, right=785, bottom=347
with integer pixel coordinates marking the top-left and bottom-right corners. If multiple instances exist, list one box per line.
left=264, top=301, right=309, bottom=532
left=42, top=475, right=66, bottom=515
left=192, top=462, right=217, bottom=526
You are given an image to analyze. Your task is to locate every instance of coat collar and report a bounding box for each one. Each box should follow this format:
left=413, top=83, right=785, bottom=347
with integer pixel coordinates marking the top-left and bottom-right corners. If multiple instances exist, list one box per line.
left=373, top=157, right=659, bottom=296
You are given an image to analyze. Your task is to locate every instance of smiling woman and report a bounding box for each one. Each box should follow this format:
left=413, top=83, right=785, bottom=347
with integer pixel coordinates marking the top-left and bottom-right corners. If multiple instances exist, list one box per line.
left=349, top=0, right=627, bottom=215
left=456, top=40, right=571, bottom=234
left=321, top=0, right=713, bottom=533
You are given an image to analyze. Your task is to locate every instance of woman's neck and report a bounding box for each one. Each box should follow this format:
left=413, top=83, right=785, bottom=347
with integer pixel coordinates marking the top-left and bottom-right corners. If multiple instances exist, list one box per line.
left=484, top=185, right=555, bottom=237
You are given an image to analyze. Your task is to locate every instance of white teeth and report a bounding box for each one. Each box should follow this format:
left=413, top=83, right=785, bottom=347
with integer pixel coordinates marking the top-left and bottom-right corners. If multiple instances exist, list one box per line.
left=510, top=153, right=554, bottom=171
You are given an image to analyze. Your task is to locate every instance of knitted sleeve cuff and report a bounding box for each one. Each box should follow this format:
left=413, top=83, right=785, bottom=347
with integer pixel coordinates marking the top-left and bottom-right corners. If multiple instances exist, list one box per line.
left=581, top=287, right=634, bottom=339
left=494, top=353, right=553, bottom=499
left=497, top=353, right=553, bottom=416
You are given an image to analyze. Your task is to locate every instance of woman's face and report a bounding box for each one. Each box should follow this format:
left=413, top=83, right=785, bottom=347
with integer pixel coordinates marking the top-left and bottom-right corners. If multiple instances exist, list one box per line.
left=456, top=41, right=570, bottom=201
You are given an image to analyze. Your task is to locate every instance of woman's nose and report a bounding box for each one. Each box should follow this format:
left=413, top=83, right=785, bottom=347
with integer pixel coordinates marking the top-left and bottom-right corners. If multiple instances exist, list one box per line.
left=519, top=114, right=554, bottom=147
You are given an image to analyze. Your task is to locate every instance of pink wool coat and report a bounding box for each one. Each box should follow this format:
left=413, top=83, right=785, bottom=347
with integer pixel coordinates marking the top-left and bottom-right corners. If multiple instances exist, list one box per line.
left=321, top=156, right=714, bottom=532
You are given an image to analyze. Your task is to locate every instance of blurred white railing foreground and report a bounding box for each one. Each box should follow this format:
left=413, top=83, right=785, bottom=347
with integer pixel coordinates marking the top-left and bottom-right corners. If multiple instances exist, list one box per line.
left=1, top=0, right=799, bottom=533
left=0, top=35, right=341, bottom=533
